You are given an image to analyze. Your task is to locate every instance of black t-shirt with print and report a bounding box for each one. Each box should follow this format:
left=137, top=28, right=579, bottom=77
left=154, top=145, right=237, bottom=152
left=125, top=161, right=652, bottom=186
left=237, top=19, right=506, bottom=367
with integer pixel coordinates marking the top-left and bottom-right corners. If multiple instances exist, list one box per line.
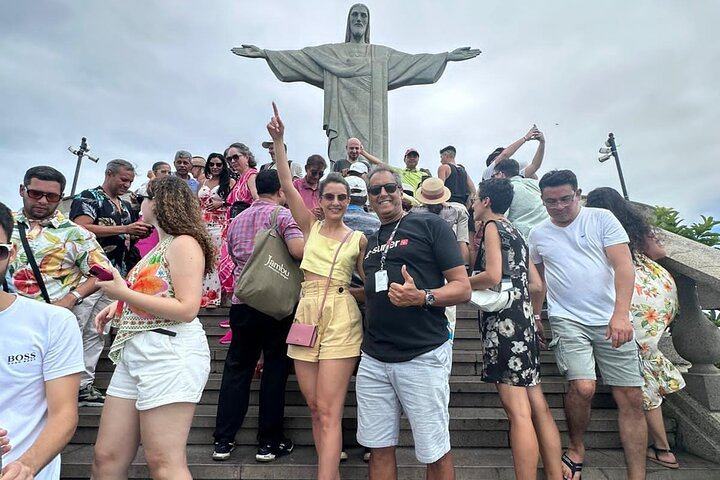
left=363, top=212, right=464, bottom=362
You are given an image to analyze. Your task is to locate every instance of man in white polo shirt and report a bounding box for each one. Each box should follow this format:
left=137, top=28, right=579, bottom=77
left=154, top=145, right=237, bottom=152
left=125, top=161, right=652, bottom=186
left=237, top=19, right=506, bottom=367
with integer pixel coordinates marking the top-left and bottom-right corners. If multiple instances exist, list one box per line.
left=528, top=170, right=645, bottom=480
left=0, top=201, right=83, bottom=480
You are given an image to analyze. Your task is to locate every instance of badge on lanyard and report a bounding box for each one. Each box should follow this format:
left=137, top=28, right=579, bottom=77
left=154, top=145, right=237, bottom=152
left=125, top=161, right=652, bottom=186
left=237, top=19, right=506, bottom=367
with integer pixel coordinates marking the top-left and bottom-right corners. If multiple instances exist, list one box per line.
left=375, top=270, right=389, bottom=292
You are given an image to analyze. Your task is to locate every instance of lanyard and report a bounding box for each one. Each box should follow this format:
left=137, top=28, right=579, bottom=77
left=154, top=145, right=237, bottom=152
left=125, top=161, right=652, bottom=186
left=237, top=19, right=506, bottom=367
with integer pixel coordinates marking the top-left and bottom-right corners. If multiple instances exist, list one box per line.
left=378, top=213, right=405, bottom=271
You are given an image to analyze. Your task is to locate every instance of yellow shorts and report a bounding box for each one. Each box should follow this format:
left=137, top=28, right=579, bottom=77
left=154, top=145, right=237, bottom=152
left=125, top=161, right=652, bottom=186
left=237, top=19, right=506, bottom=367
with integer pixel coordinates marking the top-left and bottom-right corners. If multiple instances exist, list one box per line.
left=287, top=280, right=363, bottom=362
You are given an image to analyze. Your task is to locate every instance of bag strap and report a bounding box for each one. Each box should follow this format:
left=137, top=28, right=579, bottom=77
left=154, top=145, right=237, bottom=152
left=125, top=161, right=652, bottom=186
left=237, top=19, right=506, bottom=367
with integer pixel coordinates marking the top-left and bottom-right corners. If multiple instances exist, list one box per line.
left=316, top=229, right=354, bottom=321
left=16, top=222, right=51, bottom=303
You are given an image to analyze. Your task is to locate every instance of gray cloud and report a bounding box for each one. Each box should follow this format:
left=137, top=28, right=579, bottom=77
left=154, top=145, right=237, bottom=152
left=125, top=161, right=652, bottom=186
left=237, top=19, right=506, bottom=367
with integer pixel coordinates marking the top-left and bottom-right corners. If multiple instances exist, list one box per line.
left=1, top=0, right=718, bottom=224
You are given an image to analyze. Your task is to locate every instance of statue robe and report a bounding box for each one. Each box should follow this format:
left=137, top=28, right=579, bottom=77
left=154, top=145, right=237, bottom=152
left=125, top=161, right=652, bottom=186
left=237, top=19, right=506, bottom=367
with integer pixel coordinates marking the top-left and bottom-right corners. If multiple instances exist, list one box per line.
left=264, top=43, right=449, bottom=163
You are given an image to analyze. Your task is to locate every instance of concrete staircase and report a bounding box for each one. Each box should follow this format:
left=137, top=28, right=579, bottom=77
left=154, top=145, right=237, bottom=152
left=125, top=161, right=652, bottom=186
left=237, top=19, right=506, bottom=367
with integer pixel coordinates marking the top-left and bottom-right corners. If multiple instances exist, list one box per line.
left=61, top=305, right=720, bottom=479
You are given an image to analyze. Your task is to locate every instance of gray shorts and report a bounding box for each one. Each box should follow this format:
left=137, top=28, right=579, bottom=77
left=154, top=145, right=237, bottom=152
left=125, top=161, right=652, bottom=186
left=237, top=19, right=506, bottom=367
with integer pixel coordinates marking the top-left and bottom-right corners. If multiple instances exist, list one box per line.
left=356, top=341, right=452, bottom=464
left=548, top=316, right=643, bottom=387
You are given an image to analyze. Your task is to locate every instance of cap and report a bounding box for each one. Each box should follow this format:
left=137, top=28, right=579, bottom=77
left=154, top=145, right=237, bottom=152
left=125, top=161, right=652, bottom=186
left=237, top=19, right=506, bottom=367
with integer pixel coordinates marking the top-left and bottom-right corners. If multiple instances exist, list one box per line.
left=262, top=141, right=288, bottom=151
left=191, top=157, right=206, bottom=167
left=348, top=162, right=369, bottom=175
left=404, top=148, right=419, bottom=157
left=345, top=176, right=367, bottom=196
left=414, top=177, right=451, bottom=205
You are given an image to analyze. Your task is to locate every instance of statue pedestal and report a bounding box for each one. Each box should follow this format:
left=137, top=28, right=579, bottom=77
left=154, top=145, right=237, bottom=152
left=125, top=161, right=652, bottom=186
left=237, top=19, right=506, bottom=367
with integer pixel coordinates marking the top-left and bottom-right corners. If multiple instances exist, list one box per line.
left=683, top=367, right=720, bottom=411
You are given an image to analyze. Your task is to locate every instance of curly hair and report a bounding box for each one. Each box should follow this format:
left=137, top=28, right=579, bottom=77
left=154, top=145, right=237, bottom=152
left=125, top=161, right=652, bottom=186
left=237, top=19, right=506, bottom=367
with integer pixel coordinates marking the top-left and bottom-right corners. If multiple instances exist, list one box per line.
left=585, top=187, right=657, bottom=261
left=147, top=176, right=216, bottom=274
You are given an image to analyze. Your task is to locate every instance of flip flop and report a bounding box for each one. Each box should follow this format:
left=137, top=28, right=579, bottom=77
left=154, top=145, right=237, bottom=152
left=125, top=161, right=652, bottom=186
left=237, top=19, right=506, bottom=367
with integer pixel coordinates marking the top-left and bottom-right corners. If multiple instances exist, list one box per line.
left=562, top=452, right=583, bottom=480
left=647, top=444, right=680, bottom=469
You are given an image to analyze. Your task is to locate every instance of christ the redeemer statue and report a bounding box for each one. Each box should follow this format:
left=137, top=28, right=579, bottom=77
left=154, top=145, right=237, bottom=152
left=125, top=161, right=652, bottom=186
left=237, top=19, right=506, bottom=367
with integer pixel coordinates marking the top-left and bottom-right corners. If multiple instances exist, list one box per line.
left=232, top=3, right=480, bottom=163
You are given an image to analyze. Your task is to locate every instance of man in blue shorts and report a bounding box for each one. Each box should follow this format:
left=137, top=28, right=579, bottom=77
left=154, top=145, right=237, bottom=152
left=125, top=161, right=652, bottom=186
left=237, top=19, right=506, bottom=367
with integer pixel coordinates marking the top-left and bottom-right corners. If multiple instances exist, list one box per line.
left=529, top=169, right=646, bottom=480
left=358, top=167, right=471, bottom=480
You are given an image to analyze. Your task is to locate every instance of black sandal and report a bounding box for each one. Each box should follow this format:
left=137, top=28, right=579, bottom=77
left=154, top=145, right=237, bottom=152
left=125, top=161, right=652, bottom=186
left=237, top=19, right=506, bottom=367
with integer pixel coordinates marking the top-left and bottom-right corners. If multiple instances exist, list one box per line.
left=561, top=452, right=583, bottom=480
left=647, top=444, right=680, bottom=469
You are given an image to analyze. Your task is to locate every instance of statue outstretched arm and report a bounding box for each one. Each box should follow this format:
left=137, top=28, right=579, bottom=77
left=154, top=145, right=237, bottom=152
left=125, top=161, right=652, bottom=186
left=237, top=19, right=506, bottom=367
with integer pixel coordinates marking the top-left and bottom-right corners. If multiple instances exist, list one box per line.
left=231, top=44, right=267, bottom=59
left=448, top=47, right=481, bottom=62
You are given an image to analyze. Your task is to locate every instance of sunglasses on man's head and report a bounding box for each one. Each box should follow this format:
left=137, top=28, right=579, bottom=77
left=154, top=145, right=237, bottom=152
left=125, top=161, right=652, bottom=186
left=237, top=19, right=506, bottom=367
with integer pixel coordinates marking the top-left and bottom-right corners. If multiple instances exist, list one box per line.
left=322, top=193, right=348, bottom=202
left=367, top=183, right=399, bottom=196
left=0, top=244, right=12, bottom=261
left=25, top=188, right=62, bottom=203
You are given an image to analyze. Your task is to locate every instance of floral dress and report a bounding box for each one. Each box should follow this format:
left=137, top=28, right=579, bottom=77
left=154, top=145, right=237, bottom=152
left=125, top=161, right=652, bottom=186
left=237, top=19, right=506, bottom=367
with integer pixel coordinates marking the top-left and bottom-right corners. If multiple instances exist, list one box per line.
left=475, top=219, right=540, bottom=386
left=198, top=182, right=227, bottom=307
left=632, top=254, right=685, bottom=410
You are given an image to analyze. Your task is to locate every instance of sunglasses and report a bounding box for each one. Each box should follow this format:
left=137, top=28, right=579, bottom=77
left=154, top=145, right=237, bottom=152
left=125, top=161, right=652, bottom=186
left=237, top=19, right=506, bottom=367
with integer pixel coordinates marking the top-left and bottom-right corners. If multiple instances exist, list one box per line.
left=367, top=183, right=399, bottom=196
left=25, top=188, right=62, bottom=203
left=0, top=243, right=12, bottom=261
left=136, top=193, right=154, bottom=203
left=208, top=162, right=224, bottom=167
left=322, top=193, right=348, bottom=202
left=227, top=154, right=244, bottom=162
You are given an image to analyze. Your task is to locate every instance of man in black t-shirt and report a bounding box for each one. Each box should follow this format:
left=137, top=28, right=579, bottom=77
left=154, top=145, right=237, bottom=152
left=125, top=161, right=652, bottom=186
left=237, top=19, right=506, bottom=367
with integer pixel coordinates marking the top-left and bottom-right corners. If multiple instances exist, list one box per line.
left=357, top=167, right=471, bottom=479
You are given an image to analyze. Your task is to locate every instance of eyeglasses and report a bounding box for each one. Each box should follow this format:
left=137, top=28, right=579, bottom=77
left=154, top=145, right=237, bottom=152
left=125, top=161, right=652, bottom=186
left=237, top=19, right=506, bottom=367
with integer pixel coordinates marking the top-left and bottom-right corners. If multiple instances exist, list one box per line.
left=542, top=193, right=576, bottom=207
left=209, top=162, right=224, bottom=167
left=322, top=193, right=348, bottom=202
left=25, top=188, right=62, bottom=203
left=0, top=244, right=12, bottom=261
left=367, top=183, right=399, bottom=196
left=137, top=193, right=154, bottom=203
left=227, top=154, right=243, bottom=162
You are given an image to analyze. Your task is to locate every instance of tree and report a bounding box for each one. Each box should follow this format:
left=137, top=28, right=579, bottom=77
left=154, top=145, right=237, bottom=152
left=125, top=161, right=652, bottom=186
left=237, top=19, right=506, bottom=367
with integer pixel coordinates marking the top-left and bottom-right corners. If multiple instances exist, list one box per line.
left=652, top=206, right=720, bottom=249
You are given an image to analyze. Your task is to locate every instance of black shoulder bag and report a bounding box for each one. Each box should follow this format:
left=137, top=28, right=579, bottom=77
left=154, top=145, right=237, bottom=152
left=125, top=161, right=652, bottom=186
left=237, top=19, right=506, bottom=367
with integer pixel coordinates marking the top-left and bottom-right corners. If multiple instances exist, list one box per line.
left=16, top=222, right=51, bottom=303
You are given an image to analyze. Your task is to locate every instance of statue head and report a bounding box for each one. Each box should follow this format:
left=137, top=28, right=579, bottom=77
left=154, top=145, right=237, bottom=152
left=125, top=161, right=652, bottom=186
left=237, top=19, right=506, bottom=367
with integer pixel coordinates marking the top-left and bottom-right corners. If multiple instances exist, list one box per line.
left=345, top=4, right=370, bottom=43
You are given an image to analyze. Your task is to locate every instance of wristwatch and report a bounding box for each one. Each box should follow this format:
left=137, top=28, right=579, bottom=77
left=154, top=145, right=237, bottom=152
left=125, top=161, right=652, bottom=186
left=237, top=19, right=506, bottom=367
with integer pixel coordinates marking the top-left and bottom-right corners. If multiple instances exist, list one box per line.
left=423, top=288, right=435, bottom=307
left=70, top=290, right=84, bottom=305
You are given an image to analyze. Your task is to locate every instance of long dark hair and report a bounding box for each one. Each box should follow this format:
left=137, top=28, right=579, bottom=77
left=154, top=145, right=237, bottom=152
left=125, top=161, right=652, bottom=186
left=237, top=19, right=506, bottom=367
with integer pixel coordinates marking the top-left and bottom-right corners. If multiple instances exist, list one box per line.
left=204, top=152, right=232, bottom=200
left=585, top=187, right=657, bottom=260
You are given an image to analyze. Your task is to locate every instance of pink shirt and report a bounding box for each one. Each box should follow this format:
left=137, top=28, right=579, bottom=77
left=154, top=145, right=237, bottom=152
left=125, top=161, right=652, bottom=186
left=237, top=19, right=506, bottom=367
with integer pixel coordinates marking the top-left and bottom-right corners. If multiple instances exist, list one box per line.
left=293, top=177, right=320, bottom=210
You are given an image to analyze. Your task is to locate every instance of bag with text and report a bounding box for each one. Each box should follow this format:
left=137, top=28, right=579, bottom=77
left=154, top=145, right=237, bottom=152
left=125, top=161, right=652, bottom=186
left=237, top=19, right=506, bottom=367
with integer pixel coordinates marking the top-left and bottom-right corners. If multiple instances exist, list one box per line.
left=234, top=207, right=302, bottom=319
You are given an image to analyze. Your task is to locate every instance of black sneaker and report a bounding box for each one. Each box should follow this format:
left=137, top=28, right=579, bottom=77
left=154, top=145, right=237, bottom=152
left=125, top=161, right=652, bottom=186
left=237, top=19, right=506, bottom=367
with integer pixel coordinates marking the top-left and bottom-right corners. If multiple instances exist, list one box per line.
left=212, top=441, right=235, bottom=461
left=78, top=383, right=105, bottom=407
left=255, top=438, right=294, bottom=462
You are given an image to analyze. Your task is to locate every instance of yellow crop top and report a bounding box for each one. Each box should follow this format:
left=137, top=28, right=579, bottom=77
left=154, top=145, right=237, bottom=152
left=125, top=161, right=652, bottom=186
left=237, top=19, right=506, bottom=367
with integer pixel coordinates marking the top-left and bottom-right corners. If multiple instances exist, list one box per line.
left=300, top=221, right=361, bottom=283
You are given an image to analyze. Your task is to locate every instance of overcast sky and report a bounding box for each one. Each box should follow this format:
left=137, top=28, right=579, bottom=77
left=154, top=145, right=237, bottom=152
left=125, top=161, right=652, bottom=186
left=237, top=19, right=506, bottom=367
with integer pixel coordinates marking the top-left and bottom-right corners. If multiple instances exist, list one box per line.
left=1, top=1, right=718, bottom=225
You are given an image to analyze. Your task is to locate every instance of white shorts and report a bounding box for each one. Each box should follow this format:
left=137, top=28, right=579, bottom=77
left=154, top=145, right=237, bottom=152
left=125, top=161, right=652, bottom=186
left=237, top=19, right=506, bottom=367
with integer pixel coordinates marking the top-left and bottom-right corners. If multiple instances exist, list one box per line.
left=107, top=319, right=211, bottom=410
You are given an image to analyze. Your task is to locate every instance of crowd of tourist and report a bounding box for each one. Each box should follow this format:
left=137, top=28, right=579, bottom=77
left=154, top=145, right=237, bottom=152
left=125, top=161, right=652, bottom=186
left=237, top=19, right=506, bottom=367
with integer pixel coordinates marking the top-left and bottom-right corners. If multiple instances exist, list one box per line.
left=0, top=106, right=687, bottom=480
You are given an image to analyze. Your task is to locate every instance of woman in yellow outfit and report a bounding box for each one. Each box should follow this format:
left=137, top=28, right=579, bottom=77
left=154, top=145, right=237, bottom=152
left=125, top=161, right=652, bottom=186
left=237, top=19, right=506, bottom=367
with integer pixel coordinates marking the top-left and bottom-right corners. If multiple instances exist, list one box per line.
left=267, top=103, right=367, bottom=480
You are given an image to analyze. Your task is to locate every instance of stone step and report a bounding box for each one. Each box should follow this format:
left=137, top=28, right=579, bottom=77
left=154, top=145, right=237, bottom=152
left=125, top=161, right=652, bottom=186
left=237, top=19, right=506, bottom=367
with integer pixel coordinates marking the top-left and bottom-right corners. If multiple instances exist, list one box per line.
left=60, top=445, right=720, bottom=480
left=73, top=405, right=668, bottom=448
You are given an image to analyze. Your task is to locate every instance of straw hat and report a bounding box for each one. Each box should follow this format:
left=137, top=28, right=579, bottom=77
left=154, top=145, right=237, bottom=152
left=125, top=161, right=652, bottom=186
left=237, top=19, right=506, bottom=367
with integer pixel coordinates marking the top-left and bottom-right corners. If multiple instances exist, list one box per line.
left=414, top=178, right=450, bottom=205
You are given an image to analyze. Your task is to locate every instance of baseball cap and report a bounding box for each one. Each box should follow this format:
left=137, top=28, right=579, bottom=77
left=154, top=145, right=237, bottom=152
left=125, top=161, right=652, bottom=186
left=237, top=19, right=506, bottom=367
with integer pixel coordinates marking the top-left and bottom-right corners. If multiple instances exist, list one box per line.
left=345, top=176, right=367, bottom=196
left=261, top=141, right=288, bottom=151
left=404, top=148, right=419, bottom=157
left=348, top=162, right=369, bottom=175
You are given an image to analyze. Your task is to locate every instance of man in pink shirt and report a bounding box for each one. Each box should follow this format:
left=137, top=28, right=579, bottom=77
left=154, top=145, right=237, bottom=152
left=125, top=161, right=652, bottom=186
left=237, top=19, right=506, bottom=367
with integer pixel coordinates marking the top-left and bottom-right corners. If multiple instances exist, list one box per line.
left=292, top=155, right=327, bottom=218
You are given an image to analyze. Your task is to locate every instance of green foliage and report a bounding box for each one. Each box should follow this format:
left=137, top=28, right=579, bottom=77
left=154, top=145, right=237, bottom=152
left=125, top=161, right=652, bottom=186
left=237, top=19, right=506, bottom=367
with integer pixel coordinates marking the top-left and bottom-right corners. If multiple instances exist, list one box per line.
left=653, top=206, right=720, bottom=248
left=706, top=310, right=720, bottom=328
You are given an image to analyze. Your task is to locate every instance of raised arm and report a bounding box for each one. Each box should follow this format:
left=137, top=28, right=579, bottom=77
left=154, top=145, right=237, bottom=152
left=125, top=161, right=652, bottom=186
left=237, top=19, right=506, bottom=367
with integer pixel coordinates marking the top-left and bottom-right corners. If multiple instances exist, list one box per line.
left=521, top=130, right=546, bottom=179
left=267, top=102, right=315, bottom=234
left=359, top=145, right=384, bottom=167
left=496, top=125, right=539, bottom=165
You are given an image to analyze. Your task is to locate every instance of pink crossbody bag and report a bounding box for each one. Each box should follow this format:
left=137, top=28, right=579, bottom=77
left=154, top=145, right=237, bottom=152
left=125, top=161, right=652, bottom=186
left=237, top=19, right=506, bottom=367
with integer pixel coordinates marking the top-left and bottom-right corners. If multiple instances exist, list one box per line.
left=286, top=227, right=354, bottom=347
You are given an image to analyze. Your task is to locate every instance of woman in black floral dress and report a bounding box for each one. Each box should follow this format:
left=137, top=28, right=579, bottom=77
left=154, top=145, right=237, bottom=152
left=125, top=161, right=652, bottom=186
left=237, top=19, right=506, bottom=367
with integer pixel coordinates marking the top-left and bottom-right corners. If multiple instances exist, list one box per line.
left=470, top=179, right=561, bottom=480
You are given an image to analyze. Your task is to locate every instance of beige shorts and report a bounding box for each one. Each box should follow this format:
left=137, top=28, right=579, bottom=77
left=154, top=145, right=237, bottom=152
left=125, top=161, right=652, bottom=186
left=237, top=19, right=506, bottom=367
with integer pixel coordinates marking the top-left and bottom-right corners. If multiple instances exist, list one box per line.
left=288, top=280, right=363, bottom=362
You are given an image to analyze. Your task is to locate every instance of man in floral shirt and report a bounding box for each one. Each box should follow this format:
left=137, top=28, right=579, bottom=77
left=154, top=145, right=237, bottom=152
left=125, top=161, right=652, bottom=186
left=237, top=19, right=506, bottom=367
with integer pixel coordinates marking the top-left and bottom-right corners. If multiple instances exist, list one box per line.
left=70, top=159, right=152, bottom=275
left=10, top=166, right=114, bottom=407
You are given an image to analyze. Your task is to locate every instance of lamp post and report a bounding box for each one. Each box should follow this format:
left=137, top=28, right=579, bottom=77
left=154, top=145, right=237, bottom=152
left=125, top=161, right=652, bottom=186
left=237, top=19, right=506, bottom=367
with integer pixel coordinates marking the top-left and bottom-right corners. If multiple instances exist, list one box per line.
left=598, top=132, right=629, bottom=200
left=68, top=137, right=99, bottom=197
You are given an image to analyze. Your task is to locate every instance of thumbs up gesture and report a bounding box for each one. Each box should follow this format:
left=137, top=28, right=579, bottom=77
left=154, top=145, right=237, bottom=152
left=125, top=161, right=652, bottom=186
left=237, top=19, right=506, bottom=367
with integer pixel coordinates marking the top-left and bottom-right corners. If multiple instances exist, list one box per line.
left=388, top=265, right=425, bottom=307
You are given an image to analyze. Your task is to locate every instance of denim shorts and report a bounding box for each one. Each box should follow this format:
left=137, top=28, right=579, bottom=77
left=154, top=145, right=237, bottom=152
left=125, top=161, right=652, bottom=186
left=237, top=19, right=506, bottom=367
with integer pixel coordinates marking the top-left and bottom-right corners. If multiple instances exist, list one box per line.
left=107, top=319, right=211, bottom=410
left=548, top=316, right=643, bottom=387
left=356, top=341, right=452, bottom=464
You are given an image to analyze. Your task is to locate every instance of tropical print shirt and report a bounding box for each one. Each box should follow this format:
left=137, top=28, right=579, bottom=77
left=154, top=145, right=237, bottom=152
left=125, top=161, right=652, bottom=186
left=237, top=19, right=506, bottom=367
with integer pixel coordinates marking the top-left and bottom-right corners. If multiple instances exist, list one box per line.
left=69, top=186, right=137, bottom=275
left=10, top=209, right=112, bottom=302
